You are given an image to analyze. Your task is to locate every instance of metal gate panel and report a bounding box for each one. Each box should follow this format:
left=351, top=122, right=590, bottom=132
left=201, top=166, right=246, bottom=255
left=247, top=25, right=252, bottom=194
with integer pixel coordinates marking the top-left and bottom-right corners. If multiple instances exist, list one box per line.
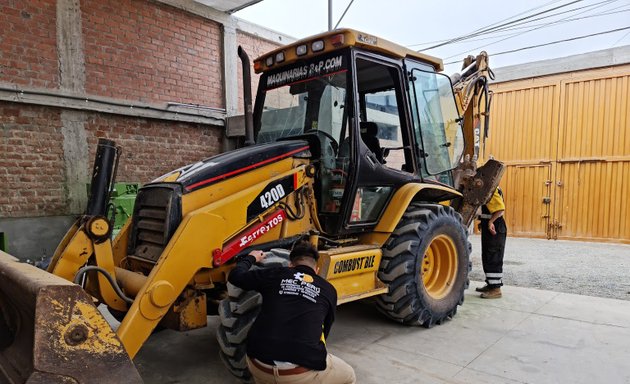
left=484, top=84, right=559, bottom=162
left=554, top=70, right=630, bottom=243
left=555, top=160, right=630, bottom=243
left=484, top=83, right=559, bottom=238
left=558, top=75, right=630, bottom=159
left=501, top=163, right=552, bottom=238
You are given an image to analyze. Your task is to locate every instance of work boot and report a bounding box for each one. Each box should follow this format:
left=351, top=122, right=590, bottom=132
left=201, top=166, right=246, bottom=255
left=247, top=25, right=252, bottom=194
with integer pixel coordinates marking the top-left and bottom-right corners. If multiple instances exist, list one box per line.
left=480, top=287, right=502, bottom=299
left=475, top=284, right=492, bottom=292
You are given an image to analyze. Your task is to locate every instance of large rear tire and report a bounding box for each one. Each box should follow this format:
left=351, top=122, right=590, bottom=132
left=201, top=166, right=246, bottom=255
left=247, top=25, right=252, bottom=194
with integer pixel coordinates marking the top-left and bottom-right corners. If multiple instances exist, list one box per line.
left=216, top=253, right=289, bottom=383
left=216, top=283, right=260, bottom=383
left=376, top=203, right=469, bottom=327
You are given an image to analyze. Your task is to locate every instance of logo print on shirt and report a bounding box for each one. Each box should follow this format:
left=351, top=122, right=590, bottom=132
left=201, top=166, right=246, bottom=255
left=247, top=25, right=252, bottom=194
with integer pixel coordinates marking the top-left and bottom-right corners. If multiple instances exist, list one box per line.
left=293, top=272, right=314, bottom=283
left=280, top=273, right=320, bottom=302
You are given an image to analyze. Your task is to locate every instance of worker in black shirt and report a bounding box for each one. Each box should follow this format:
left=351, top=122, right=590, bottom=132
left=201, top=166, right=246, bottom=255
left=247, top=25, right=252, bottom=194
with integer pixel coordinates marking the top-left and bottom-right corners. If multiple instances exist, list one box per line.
left=228, top=241, right=356, bottom=384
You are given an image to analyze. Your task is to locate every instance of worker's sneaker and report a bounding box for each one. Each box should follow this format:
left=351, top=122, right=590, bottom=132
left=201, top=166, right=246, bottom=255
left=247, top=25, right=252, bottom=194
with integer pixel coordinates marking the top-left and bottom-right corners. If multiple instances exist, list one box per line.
left=475, top=285, right=492, bottom=292
left=480, top=287, right=502, bottom=299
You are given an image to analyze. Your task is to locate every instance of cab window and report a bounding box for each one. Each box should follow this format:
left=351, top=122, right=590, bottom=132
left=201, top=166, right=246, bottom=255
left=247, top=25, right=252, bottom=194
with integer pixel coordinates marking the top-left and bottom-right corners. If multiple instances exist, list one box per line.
left=408, top=66, right=463, bottom=184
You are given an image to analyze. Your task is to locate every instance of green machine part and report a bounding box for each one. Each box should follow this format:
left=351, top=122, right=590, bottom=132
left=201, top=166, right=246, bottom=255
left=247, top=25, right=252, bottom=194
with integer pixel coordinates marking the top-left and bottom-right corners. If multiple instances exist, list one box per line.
left=108, top=182, right=139, bottom=237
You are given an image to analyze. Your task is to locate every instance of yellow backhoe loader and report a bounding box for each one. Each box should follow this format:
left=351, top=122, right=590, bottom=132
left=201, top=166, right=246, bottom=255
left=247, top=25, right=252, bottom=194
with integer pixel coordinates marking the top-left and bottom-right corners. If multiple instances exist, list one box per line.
left=0, top=29, right=503, bottom=383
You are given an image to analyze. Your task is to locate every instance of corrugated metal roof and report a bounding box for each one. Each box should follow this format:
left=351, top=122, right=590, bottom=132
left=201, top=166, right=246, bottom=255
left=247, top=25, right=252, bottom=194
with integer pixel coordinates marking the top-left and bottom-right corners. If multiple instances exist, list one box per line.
left=492, top=44, right=630, bottom=83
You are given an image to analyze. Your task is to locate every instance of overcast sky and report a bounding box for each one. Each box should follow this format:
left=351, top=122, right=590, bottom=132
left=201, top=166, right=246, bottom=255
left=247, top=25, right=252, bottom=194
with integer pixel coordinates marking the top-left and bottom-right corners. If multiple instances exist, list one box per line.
left=235, top=0, right=630, bottom=73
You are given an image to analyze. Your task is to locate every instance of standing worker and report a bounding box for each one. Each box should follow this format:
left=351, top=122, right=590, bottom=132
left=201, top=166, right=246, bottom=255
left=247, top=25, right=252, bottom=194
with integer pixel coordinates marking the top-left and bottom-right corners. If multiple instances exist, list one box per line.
left=476, top=187, right=507, bottom=299
left=228, top=241, right=356, bottom=384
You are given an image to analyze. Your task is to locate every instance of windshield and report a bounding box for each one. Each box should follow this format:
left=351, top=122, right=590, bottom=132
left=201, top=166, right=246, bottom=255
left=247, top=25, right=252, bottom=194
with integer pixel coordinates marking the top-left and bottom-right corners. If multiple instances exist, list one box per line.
left=409, top=68, right=464, bottom=177
left=256, top=53, right=349, bottom=144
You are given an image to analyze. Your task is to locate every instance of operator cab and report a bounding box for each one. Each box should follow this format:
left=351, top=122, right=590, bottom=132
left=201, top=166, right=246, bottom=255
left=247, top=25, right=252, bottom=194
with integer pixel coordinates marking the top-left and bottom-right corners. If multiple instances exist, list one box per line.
left=253, top=30, right=464, bottom=235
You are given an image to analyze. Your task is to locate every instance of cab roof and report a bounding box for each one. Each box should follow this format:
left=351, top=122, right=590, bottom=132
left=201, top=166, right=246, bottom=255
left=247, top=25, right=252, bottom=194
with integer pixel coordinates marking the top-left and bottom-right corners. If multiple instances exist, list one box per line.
left=254, top=29, right=444, bottom=73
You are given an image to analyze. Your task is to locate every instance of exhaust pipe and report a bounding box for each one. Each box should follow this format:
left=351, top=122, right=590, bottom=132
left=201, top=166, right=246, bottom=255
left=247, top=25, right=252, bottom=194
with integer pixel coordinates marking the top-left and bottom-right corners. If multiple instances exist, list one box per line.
left=238, top=46, right=255, bottom=146
left=86, top=138, right=119, bottom=217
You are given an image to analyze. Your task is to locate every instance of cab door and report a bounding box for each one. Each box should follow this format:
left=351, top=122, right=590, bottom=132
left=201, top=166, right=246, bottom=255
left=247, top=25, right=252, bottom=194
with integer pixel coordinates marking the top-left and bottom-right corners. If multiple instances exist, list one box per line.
left=405, top=61, right=464, bottom=186
left=341, top=53, right=418, bottom=231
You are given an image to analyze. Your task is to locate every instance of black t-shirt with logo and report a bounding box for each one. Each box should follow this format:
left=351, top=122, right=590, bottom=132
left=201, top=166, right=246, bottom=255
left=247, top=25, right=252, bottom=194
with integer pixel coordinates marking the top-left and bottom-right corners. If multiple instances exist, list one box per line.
left=228, top=255, right=337, bottom=370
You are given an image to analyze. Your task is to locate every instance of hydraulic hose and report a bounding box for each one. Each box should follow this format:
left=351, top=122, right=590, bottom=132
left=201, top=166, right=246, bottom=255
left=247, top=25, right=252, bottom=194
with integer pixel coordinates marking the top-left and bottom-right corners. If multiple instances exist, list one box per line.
left=73, top=266, right=134, bottom=305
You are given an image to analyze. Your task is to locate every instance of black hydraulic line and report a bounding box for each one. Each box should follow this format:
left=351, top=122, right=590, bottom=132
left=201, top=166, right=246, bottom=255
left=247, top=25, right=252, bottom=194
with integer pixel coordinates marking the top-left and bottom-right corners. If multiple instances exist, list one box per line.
left=73, top=266, right=134, bottom=305
left=237, top=46, right=255, bottom=146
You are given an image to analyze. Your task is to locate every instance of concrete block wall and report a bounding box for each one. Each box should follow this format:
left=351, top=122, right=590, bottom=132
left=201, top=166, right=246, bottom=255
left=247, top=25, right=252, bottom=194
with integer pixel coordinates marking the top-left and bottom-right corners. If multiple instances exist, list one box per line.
left=0, top=0, right=291, bottom=260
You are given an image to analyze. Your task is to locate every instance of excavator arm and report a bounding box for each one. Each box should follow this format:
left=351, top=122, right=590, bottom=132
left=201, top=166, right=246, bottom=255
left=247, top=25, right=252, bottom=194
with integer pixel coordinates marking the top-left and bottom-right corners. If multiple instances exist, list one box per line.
left=450, top=52, right=506, bottom=227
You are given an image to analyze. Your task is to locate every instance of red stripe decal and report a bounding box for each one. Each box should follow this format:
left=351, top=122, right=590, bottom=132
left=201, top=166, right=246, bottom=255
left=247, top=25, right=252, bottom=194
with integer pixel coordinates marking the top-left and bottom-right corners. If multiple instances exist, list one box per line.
left=293, top=172, right=298, bottom=190
left=186, top=145, right=309, bottom=191
left=214, top=210, right=287, bottom=266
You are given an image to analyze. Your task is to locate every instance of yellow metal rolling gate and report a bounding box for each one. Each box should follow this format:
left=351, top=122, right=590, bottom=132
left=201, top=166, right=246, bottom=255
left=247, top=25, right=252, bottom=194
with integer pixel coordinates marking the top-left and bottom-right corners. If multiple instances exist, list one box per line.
left=485, top=64, right=630, bottom=243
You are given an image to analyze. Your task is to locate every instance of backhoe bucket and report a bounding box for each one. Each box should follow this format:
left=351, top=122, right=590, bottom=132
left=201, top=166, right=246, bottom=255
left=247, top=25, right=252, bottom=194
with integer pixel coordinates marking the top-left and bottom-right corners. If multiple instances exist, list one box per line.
left=0, top=251, right=142, bottom=384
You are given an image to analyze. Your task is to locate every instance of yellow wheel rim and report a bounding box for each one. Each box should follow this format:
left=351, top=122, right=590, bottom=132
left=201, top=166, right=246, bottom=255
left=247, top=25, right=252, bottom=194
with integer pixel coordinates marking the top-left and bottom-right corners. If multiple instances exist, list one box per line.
left=421, top=234, right=458, bottom=300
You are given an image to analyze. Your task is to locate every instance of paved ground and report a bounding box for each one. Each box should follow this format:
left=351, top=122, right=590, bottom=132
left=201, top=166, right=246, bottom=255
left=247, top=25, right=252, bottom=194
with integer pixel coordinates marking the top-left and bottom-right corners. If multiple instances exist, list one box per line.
left=128, top=236, right=630, bottom=383
left=135, top=281, right=630, bottom=383
left=468, top=235, right=630, bottom=301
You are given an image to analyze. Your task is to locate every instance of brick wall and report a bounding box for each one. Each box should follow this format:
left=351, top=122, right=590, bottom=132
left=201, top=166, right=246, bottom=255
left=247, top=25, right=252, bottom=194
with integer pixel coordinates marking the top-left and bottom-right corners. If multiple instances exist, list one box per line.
left=0, top=0, right=288, bottom=221
left=0, top=0, right=58, bottom=88
left=82, top=0, right=224, bottom=107
left=236, top=31, right=282, bottom=113
left=0, top=103, right=223, bottom=219
left=85, top=113, right=222, bottom=183
left=0, top=102, right=65, bottom=217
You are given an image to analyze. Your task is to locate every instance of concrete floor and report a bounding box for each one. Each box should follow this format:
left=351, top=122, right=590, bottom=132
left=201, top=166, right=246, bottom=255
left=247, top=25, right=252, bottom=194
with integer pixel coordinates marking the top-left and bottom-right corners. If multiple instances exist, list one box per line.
left=468, top=235, right=630, bottom=301
left=134, top=281, right=630, bottom=384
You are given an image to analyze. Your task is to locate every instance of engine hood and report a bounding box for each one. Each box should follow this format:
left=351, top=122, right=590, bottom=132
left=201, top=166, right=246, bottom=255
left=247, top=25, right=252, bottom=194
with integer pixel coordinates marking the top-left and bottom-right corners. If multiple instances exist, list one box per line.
left=153, top=140, right=310, bottom=193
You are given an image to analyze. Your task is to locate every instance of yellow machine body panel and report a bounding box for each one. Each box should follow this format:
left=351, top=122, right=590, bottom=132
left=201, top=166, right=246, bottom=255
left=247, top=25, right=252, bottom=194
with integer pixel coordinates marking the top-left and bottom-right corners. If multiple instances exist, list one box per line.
left=114, top=156, right=318, bottom=358
left=360, top=183, right=462, bottom=246
left=317, top=246, right=387, bottom=304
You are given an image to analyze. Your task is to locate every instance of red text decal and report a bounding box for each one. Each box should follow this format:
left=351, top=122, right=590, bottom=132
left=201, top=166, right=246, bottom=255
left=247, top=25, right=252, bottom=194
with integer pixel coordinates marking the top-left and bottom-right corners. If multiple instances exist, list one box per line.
left=214, top=210, right=286, bottom=266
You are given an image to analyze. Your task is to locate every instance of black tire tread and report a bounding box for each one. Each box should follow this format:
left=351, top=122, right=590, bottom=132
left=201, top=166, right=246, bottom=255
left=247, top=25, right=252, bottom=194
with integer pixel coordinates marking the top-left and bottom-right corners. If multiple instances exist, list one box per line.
left=376, top=203, right=469, bottom=327
left=216, top=254, right=289, bottom=383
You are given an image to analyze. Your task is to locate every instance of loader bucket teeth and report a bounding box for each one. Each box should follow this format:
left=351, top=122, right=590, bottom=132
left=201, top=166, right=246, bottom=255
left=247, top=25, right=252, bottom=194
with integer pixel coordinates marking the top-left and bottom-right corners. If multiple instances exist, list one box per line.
left=0, top=251, right=142, bottom=384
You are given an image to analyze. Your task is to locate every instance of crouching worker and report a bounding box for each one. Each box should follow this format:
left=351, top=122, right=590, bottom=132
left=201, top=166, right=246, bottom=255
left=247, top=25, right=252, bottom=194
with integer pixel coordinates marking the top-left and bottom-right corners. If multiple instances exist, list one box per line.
left=228, top=241, right=356, bottom=384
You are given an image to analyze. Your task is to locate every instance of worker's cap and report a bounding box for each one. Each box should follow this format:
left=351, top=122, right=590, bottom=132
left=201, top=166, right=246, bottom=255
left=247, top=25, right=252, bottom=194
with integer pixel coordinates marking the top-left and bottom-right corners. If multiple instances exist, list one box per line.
left=289, top=241, right=319, bottom=262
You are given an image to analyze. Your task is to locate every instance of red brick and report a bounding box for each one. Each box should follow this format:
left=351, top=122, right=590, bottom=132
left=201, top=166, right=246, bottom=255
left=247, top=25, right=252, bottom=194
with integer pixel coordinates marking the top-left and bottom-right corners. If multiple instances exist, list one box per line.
left=0, top=102, right=65, bottom=217
left=82, top=0, right=224, bottom=108
left=236, top=31, right=282, bottom=114
left=0, top=0, right=57, bottom=88
left=83, top=113, right=222, bottom=185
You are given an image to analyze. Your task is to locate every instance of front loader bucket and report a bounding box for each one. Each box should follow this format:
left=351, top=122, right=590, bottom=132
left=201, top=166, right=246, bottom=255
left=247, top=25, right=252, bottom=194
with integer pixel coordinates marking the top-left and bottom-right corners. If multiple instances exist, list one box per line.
left=0, top=251, right=142, bottom=384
